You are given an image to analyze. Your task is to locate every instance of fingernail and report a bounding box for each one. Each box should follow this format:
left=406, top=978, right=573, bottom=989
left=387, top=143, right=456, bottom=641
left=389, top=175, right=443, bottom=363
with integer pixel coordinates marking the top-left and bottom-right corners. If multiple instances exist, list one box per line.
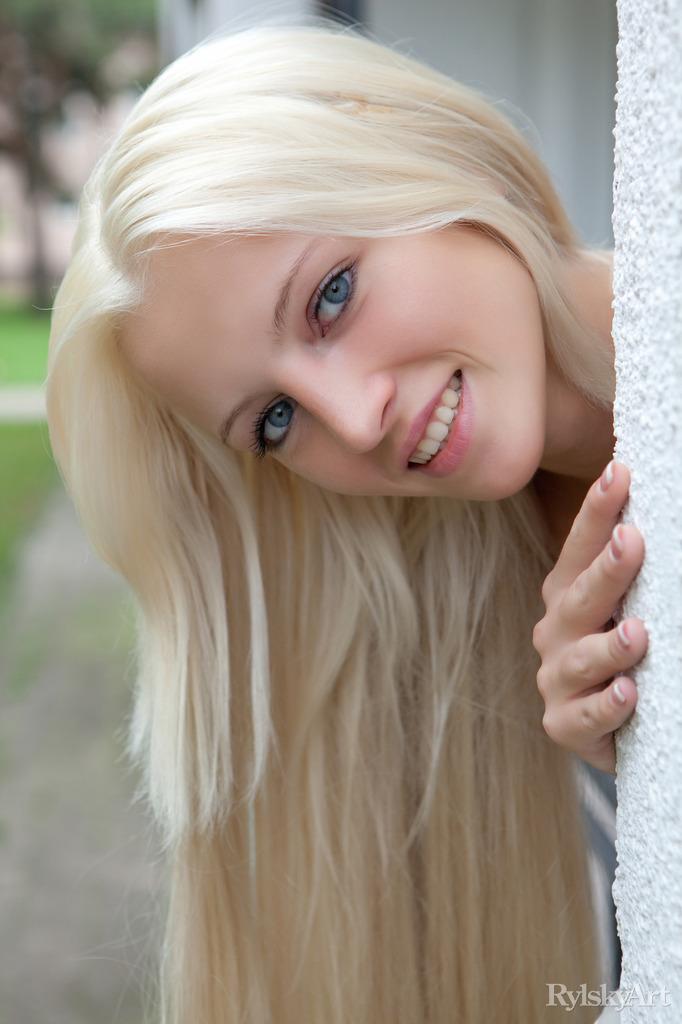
left=617, top=621, right=631, bottom=647
left=610, top=525, right=624, bottom=561
left=600, top=460, right=615, bottom=492
left=613, top=680, right=627, bottom=704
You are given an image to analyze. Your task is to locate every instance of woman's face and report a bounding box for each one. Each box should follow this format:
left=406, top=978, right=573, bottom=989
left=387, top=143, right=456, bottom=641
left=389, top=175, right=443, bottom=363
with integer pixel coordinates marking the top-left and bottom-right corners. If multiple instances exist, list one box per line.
left=121, top=224, right=549, bottom=500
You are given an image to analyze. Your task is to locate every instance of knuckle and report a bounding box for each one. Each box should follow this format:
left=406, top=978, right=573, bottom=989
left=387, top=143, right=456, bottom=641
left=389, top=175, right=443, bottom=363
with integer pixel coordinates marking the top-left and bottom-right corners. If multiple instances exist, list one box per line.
left=540, top=573, right=555, bottom=607
left=542, top=710, right=561, bottom=743
left=536, top=665, right=550, bottom=701
left=566, top=640, right=594, bottom=685
left=568, top=572, right=591, bottom=614
left=578, top=702, right=604, bottom=737
left=540, top=712, right=557, bottom=745
left=532, top=618, right=546, bottom=653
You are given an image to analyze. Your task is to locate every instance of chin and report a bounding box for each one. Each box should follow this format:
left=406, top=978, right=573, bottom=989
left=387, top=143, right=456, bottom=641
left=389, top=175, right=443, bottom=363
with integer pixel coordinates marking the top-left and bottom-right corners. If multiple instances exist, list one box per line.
left=468, top=450, right=543, bottom=502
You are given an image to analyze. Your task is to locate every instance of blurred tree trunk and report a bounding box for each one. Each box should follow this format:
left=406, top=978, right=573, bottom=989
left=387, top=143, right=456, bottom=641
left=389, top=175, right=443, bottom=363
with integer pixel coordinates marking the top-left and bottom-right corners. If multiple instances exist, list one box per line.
left=1, top=1, right=157, bottom=306
left=23, top=102, right=51, bottom=309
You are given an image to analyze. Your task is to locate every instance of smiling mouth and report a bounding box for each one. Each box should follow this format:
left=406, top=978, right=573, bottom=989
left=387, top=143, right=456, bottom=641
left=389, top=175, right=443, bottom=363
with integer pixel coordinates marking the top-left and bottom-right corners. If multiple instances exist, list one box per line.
left=407, top=370, right=462, bottom=467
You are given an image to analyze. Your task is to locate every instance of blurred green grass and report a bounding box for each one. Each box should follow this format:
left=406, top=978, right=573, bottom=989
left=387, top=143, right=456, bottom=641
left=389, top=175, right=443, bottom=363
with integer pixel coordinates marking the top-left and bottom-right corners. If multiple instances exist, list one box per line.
left=0, top=300, right=50, bottom=385
left=0, top=423, right=59, bottom=613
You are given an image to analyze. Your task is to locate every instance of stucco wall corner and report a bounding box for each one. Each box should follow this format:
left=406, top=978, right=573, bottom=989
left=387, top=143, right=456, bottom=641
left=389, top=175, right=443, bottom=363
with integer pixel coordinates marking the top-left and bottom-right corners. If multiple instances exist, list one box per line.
left=610, top=0, right=682, bottom=1020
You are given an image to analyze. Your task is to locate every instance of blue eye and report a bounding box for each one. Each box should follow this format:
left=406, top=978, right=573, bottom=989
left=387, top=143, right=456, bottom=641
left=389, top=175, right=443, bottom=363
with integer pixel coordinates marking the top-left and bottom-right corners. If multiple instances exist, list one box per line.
left=249, top=396, right=297, bottom=460
left=311, top=262, right=356, bottom=335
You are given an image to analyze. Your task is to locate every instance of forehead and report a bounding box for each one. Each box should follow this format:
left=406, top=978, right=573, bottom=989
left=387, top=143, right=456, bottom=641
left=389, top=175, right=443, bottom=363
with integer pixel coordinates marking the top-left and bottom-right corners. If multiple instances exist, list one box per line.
left=121, top=232, right=304, bottom=370
left=117, top=231, right=313, bottom=428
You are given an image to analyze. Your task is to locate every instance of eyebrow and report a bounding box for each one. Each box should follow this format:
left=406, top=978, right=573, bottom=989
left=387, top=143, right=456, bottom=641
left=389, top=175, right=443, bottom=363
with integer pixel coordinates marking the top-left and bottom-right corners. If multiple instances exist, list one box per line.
left=219, top=238, right=321, bottom=446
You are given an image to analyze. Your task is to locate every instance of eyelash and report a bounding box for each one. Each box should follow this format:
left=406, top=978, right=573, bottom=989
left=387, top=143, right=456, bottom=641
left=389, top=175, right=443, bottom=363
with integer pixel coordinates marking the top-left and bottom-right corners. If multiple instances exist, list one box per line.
left=248, top=260, right=357, bottom=459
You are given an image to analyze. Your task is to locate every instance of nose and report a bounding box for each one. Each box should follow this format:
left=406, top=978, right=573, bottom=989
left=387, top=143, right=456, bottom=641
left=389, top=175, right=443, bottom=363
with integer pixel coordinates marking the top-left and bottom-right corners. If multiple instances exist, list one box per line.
left=282, top=359, right=396, bottom=455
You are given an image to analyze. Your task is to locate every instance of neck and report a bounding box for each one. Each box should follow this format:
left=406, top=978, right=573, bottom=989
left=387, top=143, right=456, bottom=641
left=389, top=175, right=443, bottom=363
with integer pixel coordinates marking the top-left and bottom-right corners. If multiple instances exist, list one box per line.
left=539, top=250, right=616, bottom=480
left=532, top=250, right=616, bottom=552
left=531, top=470, right=592, bottom=557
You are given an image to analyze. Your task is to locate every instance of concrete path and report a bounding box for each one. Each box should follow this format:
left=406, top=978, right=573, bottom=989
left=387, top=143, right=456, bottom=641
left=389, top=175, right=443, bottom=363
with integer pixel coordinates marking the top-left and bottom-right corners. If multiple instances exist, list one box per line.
left=0, top=486, right=162, bottom=1024
left=0, top=386, right=46, bottom=421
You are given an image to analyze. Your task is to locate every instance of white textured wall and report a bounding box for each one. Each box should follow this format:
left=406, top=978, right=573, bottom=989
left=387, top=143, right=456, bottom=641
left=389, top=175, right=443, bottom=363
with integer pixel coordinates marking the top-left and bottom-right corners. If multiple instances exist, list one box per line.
left=611, top=0, right=682, bottom=1019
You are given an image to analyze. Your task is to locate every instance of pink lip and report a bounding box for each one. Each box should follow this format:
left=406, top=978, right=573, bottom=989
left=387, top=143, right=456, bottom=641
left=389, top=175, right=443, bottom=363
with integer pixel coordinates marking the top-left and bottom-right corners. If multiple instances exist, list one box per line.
left=400, top=369, right=459, bottom=469
left=410, top=370, right=472, bottom=477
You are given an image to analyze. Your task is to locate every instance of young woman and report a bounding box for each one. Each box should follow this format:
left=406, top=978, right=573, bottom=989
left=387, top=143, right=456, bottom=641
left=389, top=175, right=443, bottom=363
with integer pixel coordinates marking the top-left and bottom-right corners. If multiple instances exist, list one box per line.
left=46, top=20, right=647, bottom=1024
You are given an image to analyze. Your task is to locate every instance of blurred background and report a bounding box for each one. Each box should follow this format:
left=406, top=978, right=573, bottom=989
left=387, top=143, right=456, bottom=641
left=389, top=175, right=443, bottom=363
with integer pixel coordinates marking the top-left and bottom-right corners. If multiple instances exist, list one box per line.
left=0, top=1, right=616, bottom=1021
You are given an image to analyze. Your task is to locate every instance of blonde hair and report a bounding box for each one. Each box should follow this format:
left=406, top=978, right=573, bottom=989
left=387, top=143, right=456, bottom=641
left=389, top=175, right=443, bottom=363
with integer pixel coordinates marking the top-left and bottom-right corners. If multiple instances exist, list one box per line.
left=47, top=19, right=615, bottom=1023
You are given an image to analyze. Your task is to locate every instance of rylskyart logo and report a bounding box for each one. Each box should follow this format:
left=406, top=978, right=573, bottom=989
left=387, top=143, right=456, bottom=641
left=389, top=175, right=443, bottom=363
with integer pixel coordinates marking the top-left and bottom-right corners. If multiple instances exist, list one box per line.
left=546, top=982, right=672, bottom=1011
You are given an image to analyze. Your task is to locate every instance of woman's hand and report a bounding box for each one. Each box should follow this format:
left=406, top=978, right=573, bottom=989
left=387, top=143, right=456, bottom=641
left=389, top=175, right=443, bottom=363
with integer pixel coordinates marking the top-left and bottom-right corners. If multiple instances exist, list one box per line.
left=532, top=461, right=648, bottom=775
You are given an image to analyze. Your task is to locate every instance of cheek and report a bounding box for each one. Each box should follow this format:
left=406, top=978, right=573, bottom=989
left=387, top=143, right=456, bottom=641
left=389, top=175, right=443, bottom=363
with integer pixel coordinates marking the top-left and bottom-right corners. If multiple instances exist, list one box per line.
left=365, top=258, right=460, bottom=359
left=299, top=459, right=369, bottom=495
left=283, top=437, right=383, bottom=496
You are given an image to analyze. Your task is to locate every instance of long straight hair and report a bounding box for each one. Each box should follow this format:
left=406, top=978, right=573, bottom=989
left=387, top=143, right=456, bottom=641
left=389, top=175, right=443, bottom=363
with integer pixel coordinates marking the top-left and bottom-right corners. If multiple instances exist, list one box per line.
left=46, top=20, right=615, bottom=1023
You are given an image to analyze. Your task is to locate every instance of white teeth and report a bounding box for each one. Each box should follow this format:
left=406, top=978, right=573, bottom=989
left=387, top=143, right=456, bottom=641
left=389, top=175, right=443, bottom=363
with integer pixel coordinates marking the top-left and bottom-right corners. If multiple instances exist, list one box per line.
left=408, top=372, right=462, bottom=466
left=434, top=405, right=455, bottom=425
left=424, top=420, right=449, bottom=442
left=441, top=388, right=460, bottom=410
left=416, top=437, right=440, bottom=455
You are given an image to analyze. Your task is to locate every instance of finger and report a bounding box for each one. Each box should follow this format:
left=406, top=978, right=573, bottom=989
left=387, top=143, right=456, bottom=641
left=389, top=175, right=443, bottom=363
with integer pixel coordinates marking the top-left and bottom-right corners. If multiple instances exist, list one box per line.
left=550, top=460, right=630, bottom=592
left=562, top=523, right=646, bottom=634
left=542, top=676, right=638, bottom=772
left=552, top=617, right=649, bottom=698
